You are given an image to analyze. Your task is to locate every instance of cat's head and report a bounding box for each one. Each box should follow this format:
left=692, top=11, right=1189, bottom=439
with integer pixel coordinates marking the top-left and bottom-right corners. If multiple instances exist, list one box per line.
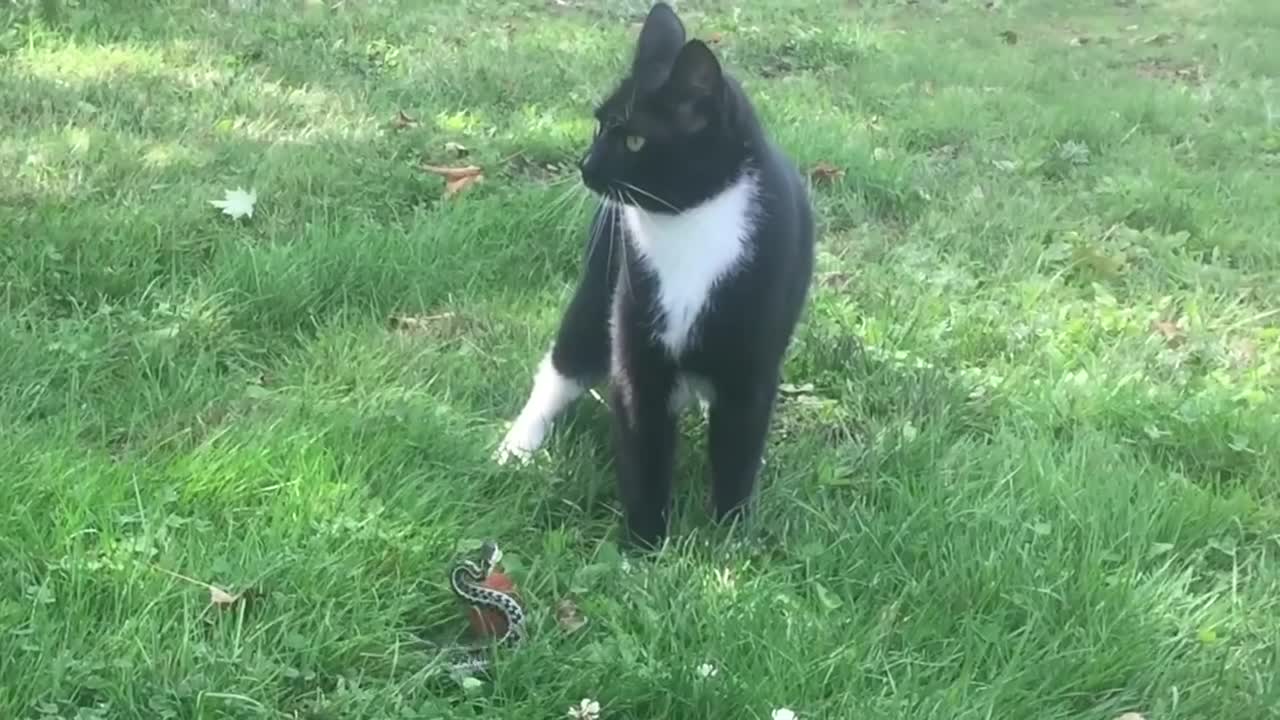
left=579, top=2, right=751, bottom=213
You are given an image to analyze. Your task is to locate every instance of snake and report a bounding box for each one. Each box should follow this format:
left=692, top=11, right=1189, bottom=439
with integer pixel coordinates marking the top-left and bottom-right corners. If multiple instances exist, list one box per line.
left=443, top=541, right=525, bottom=676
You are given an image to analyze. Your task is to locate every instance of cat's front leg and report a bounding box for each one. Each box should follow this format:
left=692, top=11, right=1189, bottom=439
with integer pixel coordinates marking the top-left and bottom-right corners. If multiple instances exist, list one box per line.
left=495, top=205, right=617, bottom=465
left=495, top=353, right=588, bottom=465
left=610, top=348, right=679, bottom=549
left=707, top=372, right=779, bottom=525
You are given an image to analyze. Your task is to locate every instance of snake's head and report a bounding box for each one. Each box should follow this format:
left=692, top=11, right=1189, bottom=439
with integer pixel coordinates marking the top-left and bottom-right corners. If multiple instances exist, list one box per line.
left=478, top=541, right=503, bottom=569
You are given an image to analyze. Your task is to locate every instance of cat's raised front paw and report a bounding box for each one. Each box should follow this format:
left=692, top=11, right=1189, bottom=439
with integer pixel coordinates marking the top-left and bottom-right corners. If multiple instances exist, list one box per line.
left=493, top=418, right=550, bottom=466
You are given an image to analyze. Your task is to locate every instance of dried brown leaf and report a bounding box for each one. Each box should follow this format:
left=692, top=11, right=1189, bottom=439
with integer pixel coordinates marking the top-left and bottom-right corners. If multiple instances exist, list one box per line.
left=1137, top=60, right=1204, bottom=85
left=707, top=31, right=724, bottom=44
left=388, top=312, right=457, bottom=335
left=1229, top=338, right=1258, bottom=369
left=809, top=162, right=845, bottom=184
left=421, top=164, right=485, bottom=198
left=818, top=270, right=853, bottom=289
left=392, top=110, right=418, bottom=130
left=1071, top=243, right=1125, bottom=277
left=421, top=164, right=482, bottom=181
left=556, top=598, right=588, bottom=634
left=446, top=173, right=483, bottom=196
left=779, top=382, right=817, bottom=397
left=209, top=585, right=242, bottom=607
left=152, top=565, right=245, bottom=608
left=1151, top=320, right=1184, bottom=347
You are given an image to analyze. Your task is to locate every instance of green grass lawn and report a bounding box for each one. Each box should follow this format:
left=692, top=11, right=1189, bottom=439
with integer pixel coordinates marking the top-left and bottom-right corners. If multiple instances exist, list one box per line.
left=3, top=0, right=1279, bottom=717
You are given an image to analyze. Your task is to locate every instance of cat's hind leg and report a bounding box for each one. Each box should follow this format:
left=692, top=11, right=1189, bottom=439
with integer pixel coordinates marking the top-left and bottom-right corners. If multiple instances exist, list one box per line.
left=707, top=370, right=779, bottom=523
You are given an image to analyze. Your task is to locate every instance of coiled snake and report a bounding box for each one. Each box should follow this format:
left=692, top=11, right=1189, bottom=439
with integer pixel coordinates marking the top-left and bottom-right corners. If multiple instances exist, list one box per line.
left=444, top=541, right=525, bottom=675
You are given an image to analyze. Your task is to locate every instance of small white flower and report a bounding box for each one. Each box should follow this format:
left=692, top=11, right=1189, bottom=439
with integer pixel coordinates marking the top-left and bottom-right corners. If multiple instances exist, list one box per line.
left=567, top=698, right=601, bottom=720
left=696, top=662, right=718, bottom=679
left=772, top=709, right=798, bottom=720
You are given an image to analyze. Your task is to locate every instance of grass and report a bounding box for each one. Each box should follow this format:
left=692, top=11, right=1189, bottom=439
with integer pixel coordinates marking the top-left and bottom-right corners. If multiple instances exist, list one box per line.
left=2, top=0, right=1279, bottom=717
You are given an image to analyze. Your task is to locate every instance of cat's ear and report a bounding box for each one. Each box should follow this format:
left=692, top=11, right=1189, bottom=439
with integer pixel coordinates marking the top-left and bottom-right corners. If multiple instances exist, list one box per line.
left=663, top=40, right=723, bottom=132
left=665, top=40, right=723, bottom=100
left=632, top=2, right=686, bottom=82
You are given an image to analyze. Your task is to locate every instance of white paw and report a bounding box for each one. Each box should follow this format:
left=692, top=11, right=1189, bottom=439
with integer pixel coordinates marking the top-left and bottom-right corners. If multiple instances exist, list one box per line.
left=494, top=418, right=550, bottom=466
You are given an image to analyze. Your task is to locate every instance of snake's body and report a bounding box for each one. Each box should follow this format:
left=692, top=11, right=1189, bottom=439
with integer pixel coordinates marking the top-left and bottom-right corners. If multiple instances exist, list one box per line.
left=443, top=541, right=524, bottom=676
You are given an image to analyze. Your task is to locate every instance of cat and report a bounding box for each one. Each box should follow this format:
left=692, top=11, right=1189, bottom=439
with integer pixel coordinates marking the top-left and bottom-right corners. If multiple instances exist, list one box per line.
left=496, top=2, right=815, bottom=549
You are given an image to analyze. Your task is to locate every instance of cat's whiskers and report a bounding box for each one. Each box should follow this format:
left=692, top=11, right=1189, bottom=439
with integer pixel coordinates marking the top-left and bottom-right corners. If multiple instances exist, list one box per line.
left=618, top=181, right=680, bottom=214
left=612, top=188, right=636, bottom=298
left=599, top=194, right=619, bottom=299
left=583, top=187, right=609, bottom=265
left=533, top=176, right=587, bottom=230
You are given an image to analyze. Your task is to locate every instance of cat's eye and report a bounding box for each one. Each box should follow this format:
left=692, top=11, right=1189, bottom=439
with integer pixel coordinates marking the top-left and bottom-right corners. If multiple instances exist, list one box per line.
left=625, top=135, right=646, bottom=152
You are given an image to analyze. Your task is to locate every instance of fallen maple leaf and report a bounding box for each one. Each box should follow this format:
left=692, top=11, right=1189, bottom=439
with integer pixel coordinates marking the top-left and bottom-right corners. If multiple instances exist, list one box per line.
left=422, top=164, right=484, bottom=198
left=809, top=162, right=845, bottom=184
left=209, top=187, right=257, bottom=220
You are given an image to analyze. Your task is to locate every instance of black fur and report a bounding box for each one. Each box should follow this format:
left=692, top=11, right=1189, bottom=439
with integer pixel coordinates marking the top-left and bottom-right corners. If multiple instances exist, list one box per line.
left=548, top=3, right=815, bottom=548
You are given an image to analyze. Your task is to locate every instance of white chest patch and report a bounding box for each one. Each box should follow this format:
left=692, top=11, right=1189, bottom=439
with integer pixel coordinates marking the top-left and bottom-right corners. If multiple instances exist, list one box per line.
left=622, top=173, right=758, bottom=357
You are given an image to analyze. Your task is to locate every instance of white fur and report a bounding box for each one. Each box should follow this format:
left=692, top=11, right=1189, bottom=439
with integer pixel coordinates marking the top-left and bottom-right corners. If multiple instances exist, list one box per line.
left=670, top=372, right=715, bottom=415
left=622, top=172, right=758, bottom=357
left=495, top=353, right=584, bottom=465
left=496, top=174, right=756, bottom=465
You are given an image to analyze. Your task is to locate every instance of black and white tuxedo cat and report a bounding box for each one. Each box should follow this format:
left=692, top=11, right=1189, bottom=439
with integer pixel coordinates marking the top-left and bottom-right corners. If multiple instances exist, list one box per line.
left=497, top=2, right=815, bottom=548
